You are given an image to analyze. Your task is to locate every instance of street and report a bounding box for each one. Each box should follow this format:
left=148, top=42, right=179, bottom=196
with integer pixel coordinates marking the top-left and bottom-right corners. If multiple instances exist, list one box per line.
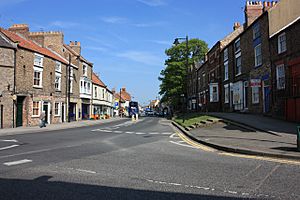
left=0, top=117, right=299, bottom=200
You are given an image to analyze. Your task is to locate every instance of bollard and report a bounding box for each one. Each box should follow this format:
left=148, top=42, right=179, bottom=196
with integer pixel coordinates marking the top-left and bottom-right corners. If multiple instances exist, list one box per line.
left=136, top=113, right=139, bottom=121
left=297, top=126, right=300, bottom=152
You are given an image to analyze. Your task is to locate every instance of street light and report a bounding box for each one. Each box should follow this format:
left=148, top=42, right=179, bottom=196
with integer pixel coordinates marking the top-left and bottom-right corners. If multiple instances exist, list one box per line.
left=173, top=36, right=189, bottom=123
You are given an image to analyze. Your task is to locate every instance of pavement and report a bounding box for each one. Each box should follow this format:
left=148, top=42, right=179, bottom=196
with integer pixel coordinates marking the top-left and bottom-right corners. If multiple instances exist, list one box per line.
left=172, top=112, right=300, bottom=160
left=0, top=117, right=125, bottom=137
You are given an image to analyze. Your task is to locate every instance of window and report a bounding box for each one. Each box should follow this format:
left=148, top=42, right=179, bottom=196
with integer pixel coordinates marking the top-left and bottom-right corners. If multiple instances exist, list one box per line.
left=55, top=73, right=61, bottom=91
left=276, top=64, right=285, bottom=90
left=224, top=84, right=229, bottom=103
left=254, top=44, right=262, bottom=67
left=32, top=101, right=40, bottom=117
left=202, top=73, right=206, bottom=86
left=70, top=67, right=74, bottom=77
left=55, top=62, right=61, bottom=72
left=252, top=87, right=260, bottom=104
left=34, top=54, right=43, bottom=67
left=102, top=89, right=105, bottom=99
left=234, top=38, right=241, bottom=53
left=253, top=23, right=260, bottom=40
left=235, top=53, right=242, bottom=76
left=33, top=67, right=43, bottom=87
left=224, top=48, right=228, bottom=61
left=54, top=102, right=60, bottom=116
left=224, top=61, right=229, bottom=81
left=95, top=87, right=97, bottom=98
left=278, top=32, right=287, bottom=54
left=83, top=64, right=87, bottom=76
left=209, top=83, right=219, bottom=102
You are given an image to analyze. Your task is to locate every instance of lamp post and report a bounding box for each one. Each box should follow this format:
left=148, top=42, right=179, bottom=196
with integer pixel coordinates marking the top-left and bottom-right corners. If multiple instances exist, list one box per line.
left=173, top=36, right=189, bottom=123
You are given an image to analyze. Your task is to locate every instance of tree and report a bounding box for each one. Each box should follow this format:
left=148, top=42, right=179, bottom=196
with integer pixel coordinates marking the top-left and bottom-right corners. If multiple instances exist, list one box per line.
left=158, top=38, right=208, bottom=110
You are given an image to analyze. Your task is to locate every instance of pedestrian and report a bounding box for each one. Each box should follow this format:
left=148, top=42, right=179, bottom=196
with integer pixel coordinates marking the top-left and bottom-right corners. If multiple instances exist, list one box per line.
left=39, top=111, right=46, bottom=128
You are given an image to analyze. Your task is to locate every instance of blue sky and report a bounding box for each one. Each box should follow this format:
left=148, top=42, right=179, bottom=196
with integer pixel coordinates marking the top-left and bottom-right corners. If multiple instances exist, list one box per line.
left=0, top=0, right=246, bottom=105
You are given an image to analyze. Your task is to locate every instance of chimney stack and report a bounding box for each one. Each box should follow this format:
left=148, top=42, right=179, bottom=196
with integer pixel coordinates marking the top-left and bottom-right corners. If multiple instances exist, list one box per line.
left=233, top=22, right=241, bottom=30
left=244, top=1, right=263, bottom=27
left=8, top=24, right=29, bottom=38
left=69, top=41, right=81, bottom=55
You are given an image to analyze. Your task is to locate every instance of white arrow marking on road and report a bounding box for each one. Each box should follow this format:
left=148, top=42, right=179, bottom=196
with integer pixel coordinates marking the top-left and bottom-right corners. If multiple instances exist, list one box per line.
left=0, top=145, right=20, bottom=151
left=1, top=139, right=18, bottom=143
left=3, top=159, right=32, bottom=166
left=169, top=141, right=198, bottom=149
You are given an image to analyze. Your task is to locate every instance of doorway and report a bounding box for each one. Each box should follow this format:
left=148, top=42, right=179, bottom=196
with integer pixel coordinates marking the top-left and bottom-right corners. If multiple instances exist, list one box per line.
left=16, top=96, right=25, bottom=127
left=43, top=102, right=50, bottom=124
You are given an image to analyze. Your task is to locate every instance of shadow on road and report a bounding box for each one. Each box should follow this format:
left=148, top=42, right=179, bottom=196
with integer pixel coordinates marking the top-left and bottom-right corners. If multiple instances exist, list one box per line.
left=0, top=176, right=256, bottom=200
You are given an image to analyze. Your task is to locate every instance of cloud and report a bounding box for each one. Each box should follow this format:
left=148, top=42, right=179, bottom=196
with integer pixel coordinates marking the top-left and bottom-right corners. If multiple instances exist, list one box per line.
left=117, top=51, right=163, bottom=66
left=49, top=21, right=80, bottom=29
left=150, top=40, right=171, bottom=45
left=85, top=46, right=108, bottom=52
left=100, top=16, right=128, bottom=24
left=136, top=0, right=167, bottom=7
left=133, top=21, right=166, bottom=28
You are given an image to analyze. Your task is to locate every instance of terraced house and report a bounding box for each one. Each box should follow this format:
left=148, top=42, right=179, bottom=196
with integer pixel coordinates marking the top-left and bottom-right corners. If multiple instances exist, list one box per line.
left=0, top=25, right=69, bottom=127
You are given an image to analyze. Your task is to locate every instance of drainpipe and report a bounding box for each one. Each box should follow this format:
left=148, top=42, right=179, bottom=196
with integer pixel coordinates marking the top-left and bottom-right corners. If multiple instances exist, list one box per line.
left=12, top=48, right=17, bottom=128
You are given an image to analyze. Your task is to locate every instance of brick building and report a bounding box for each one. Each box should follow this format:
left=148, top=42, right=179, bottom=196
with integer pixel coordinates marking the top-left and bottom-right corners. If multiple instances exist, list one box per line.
left=0, top=32, right=16, bottom=128
left=0, top=25, right=69, bottom=127
left=268, top=0, right=300, bottom=122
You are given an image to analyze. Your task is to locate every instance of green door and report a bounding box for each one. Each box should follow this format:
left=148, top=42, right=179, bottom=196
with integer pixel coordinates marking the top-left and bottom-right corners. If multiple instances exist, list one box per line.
left=16, top=99, right=23, bottom=127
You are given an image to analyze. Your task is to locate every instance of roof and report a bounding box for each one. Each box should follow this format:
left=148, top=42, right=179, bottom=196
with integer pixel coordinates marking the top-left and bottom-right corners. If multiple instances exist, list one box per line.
left=63, top=44, right=93, bottom=66
left=0, top=33, right=15, bottom=49
left=92, top=72, right=106, bottom=87
left=119, top=89, right=131, bottom=101
left=114, top=93, right=125, bottom=103
left=0, top=28, right=68, bottom=64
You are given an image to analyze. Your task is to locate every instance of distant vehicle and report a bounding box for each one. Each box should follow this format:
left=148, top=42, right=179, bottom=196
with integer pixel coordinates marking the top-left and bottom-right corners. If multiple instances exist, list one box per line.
left=128, top=101, right=139, bottom=117
left=146, top=110, right=155, bottom=116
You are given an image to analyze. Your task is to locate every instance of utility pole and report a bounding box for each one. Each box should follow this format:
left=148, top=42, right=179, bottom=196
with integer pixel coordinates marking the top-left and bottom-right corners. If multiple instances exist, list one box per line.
left=68, top=54, right=71, bottom=123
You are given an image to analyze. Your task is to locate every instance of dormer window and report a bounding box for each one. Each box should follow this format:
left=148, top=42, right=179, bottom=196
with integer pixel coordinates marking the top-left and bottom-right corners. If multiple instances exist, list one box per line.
left=34, top=54, right=43, bottom=67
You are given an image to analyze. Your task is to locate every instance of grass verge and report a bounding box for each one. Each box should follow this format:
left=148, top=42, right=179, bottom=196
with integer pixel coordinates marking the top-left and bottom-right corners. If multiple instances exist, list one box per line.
left=174, top=113, right=219, bottom=127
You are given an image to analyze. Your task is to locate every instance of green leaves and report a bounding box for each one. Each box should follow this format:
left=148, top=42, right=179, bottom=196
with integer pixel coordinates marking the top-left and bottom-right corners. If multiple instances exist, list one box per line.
left=158, top=38, right=208, bottom=109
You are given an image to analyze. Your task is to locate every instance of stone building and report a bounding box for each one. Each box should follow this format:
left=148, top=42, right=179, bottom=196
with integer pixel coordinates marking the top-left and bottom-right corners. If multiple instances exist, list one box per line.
left=0, top=25, right=69, bottom=127
left=0, top=32, right=16, bottom=128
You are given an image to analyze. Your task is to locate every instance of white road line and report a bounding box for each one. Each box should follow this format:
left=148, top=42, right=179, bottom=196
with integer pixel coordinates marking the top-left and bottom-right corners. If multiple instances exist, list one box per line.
left=3, top=159, right=32, bottom=166
left=113, top=131, right=123, bottom=133
left=169, top=141, right=198, bottom=149
left=135, top=132, right=146, bottom=135
left=76, top=169, right=97, bottom=174
left=0, top=144, right=20, bottom=151
left=149, top=132, right=159, bottom=135
left=169, top=133, right=179, bottom=138
left=102, top=130, right=113, bottom=133
left=161, top=132, right=172, bottom=135
left=1, top=139, right=18, bottom=143
left=126, top=132, right=134, bottom=134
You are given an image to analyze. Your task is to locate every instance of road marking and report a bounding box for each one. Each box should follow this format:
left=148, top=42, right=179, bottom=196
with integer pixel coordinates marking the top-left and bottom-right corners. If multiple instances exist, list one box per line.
left=3, top=159, right=32, bottom=166
left=135, top=132, right=146, bottom=135
left=245, top=164, right=262, bottom=177
left=161, top=132, right=172, bottom=135
left=125, top=131, right=134, bottom=134
left=255, top=165, right=280, bottom=191
left=113, top=131, right=123, bottom=133
left=0, top=144, right=20, bottom=151
left=169, top=133, right=179, bottom=138
left=149, top=132, right=159, bottom=135
left=169, top=141, right=198, bottom=149
left=76, top=169, right=97, bottom=174
left=177, top=132, right=215, bottom=152
left=219, top=152, right=300, bottom=166
left=1, top=139, right=18, bottom=143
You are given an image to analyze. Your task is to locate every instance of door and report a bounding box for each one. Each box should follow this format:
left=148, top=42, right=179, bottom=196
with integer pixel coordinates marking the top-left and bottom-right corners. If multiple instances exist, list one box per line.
left=264, top=86, right=270, bottom=113
left=16, top=97, right=24, bottom=127
left=43, top=103, right=49, bottom=124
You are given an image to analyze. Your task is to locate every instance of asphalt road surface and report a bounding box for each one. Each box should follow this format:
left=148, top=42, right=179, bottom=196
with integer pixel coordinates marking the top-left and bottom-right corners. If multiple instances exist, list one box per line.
left=0, top=117, right=299, bottom=200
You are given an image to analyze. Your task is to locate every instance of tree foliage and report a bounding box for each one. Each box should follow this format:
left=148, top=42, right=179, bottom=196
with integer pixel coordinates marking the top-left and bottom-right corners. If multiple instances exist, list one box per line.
left=158, top=38, right=208, bottom=109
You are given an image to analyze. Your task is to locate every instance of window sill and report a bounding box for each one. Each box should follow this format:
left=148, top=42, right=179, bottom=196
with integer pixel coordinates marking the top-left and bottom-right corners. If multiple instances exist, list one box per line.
left=32, top=115, right=40, bottom=118
left=254, top=64, right=262, bottom=68
left=33, top=86, right=43, bottom=89
left=235, top=73, right=242, bottom=77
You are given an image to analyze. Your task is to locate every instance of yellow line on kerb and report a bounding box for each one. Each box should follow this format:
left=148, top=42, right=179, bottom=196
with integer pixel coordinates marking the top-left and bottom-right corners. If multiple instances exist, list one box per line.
left=176, top=132, right=215, bottom=152
left=219, top=152, right=300, bottom=166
